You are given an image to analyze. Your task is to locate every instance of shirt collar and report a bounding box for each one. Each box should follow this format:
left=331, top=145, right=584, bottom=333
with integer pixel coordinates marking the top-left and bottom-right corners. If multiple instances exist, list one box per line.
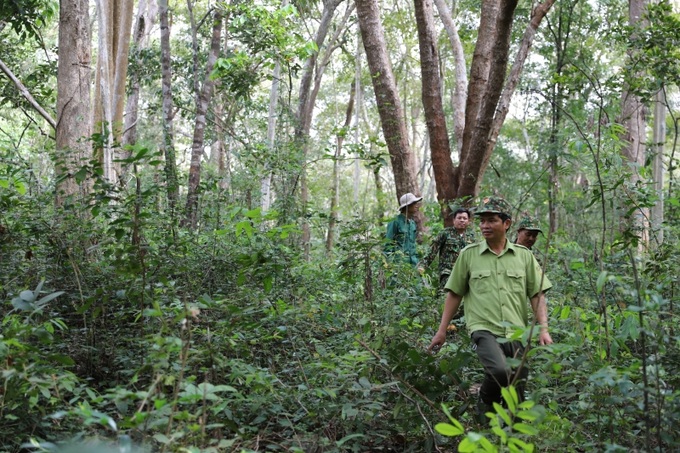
left=478, top=239, right=517, bottom=256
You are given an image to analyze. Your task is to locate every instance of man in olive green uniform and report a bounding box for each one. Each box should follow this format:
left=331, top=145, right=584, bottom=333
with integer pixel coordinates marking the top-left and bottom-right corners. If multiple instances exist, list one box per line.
left=418, top=208, right=476, bottom=289
left=384, top=192, right=422, bottom=266
left=428, top=197, right=552, bottom=423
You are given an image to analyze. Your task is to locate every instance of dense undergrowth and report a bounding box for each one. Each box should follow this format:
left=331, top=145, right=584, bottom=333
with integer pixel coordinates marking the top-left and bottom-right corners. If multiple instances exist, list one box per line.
left=1, top=179, right=680, bottom=452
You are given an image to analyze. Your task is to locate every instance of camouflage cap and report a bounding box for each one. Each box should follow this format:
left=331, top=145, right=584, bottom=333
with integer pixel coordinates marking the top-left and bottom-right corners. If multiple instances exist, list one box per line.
left=516, top=215, right=542, bottom=232
left=474, top=196, right=512, bottom=218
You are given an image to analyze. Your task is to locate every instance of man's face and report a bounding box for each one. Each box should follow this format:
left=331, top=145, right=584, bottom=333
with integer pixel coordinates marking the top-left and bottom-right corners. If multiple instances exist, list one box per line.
left=453, top=213, right=469, bottom=231
left=478, top=213, right=510, bottom=242
left=406, top=202, right=420, bottom=216
left=516, top=229, right=539, bottom=249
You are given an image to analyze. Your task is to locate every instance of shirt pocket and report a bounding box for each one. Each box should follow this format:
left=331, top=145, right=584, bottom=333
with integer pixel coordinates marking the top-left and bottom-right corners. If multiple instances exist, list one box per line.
left=470, top=270, right=492, bottom=293
left=506, top=269, right=526, bottom=294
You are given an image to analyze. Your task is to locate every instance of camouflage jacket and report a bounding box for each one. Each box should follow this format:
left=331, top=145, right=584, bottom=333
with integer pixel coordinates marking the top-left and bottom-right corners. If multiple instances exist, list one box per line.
left=420, top=228, right=477, bottom=277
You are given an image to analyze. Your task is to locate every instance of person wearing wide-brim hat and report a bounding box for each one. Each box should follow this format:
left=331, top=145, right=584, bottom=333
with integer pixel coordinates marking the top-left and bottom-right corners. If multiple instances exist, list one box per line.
left=428, top=196, right=553, bottom=425
left=384, top=192, right=422, bottom=266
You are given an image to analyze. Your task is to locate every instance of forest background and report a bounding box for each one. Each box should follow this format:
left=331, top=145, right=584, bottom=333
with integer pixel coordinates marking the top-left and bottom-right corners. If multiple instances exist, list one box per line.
left=1, top=0, right=680, bottom=451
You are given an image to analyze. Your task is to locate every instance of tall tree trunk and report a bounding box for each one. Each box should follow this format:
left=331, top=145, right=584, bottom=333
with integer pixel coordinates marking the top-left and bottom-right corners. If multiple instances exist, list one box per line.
left=414, top=0, right=456, bottom=220
left=159, top=0, right=179, bottom=212
left=433, top=0, right=467, bottom=153
left=356, top=0, right=423, bottom=230
left=619, top=0, right=648, bottom=245
left=326, top=81, right=356, bottom=253
left=482, top=0, right=557, bottom=178
left=651, top=89, right=665, bottom=246
left=93, top=0, right=134, bottom=183
left=353, top=31, right=362, bottom=204
left=184, top=11, right=223, bottom=228
left=545, top=2, right=569, bottom=235
left=55, top=0, right=92, bottom=206
left=458, top=0, right=519, bottom=198
left=95, top=0, right=116, bottom=184
left=122, top=0, right=158, bottom=155
left=261, top=0, right=286, bottom=215
left=296, top=0, right=350, bottom=259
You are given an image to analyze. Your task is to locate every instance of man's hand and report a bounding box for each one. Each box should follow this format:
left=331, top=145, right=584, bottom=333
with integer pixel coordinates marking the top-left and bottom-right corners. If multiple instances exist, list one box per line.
left=538, top=330, right=553, bottom=346
left=428, top=331, right=446, bottom=353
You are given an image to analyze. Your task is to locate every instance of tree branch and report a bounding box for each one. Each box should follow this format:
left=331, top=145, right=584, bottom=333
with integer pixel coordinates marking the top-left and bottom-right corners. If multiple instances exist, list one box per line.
left=0, top=57, right=57, bottom=130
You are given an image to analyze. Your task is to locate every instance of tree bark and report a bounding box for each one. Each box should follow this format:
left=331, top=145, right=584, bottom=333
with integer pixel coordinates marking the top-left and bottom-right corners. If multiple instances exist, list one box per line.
left=651, top=89, right=665, bottom=246
left=458, top=0, right=519, bottom=198
left=619, top=0, right=648, bottom=245
left=122, top=0, right=158, bottom=153
left=326, top=81, right=356, bottom=253
left=93, top=0, right=134, bottom=183
left=414, top=0, right=456, bottom=219
left=356, top=0, right=423, bottom=229
left=483, top=0, right=557, bottom=173
left=184, top=11, right=223, bottom=228
left=297, top=0, right=350, bottom=259
left=159, top=0, right=179, bottom=212
left=55, top=0, right=92, bottom=206
left=432, top=0, right=466, bottom=154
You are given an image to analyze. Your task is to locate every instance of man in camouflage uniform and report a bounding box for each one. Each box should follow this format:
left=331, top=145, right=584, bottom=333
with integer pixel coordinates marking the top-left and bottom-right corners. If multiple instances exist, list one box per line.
left=418, top=208, right=476, bottom=289
left=514, top=214, right=542, bottom=250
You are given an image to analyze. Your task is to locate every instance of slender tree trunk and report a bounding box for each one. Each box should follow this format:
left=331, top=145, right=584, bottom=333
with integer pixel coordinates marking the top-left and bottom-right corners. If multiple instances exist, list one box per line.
left=353, top=31, right=362, bottom=204
left=326, top=81, right=356, bottom=253
left=56, top=0, right=92, bottom=206
left=356, top=0, right=423, bottom=230
left=95, top=0, right=116, bottom=183
left=433, top=0, right=467, bottom=153
left=651, top=89, right=665, bottom=246
left=260, top=57, right=281, bottom=213
left=296, top=0, right=349, bottom=259
left=93, top=0, right=134, bottom=184
left=184, top=11, right=223, bottom=228
left=546, top=3, right=569, bottom=235
left=159, top=0, right=179, bottom=212
left=122, top=0, right=158, bottom=160
left=414, top=0, right=456, bottom=220
left=619, top=0, right=648, bottom=244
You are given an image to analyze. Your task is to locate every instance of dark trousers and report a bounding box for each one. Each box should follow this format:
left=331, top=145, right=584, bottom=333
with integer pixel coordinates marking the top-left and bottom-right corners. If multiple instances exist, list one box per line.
left=471, top=330, right=528, bottom=405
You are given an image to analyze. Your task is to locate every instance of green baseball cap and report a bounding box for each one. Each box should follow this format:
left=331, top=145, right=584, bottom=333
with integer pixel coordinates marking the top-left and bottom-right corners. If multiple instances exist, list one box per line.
left=516, top=215, right=542, bottom=233
left=475, top=196, right=512, bottom=218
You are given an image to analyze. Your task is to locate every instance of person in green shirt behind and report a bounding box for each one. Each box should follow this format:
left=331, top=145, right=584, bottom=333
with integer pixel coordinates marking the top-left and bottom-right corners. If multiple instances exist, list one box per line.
left=384, top=192, right=422, bottom=266
left=428, top=196, right=552, bottom=424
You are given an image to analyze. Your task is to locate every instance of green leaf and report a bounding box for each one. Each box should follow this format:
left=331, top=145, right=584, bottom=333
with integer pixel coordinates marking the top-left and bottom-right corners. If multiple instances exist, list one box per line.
left=596, top=271, right=608, bottom=294
left=493, top=402, right=512, bottom=426
left=48, top=354, right=75, bottom=366
left=336, top=433, right=365, bottom=446
left=434, top=422, right=464, bottom=437
left=154, top=433, right=171, bottom=444
left=508, top=437, right=534, bottom=452
left=20, top=290, right=36, bottom=302
left=36, top=291, right=65, bottom=308
left=513, top=422, right=539, bottom=435
left=458, top=437, right=477, bottom=453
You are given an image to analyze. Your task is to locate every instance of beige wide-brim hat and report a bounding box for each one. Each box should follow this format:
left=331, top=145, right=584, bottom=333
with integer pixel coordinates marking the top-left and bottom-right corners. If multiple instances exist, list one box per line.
left=399, top=193, right=423, bottom=210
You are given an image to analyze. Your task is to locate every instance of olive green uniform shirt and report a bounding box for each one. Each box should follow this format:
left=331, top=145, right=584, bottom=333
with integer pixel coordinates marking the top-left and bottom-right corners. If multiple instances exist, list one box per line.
left=445, top=240, right=552, bottom=338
